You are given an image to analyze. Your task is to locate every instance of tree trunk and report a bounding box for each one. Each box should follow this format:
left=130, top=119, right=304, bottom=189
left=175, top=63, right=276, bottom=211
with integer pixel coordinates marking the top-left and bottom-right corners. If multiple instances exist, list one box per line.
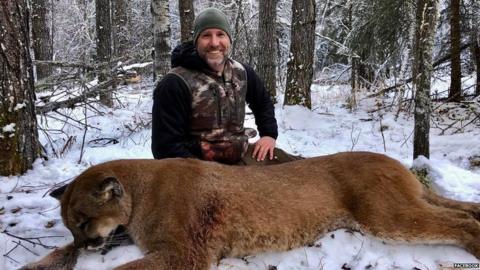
left=350, top=57, right=359, bottom=110
left=0, top=0, right=40, bottom=175
left=231, top=0, right=244, bottom=60
left=284, top=0, right=316, bottom=109
left=76, top=0, right=90, bottom=65
left=347, top=2, right=357, bottom=110
left=31, top=0, right=53, bottom=81
left=151, top=0, right=171, bottom=81
left=474, top=39, right=480, bottom=96
left=449, top=0, right=462, bottom=101
left=472, top=0, right=480, bottom=96
left=412, top=0, right=439, bottom=159
left=178, top=0, right=194, bottom=43
left=112, top=0, right=129, bottom=57
left=96, top=0, right=113, bottom=107
left=257, top=0, right=277, bottom=102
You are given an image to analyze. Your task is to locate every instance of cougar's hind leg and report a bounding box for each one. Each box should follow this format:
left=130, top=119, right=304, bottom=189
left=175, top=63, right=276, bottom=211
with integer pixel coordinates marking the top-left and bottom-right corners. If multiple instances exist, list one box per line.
left=359, top=203, right=480, bottom=259
left=423, top=188, right=480, bottom=221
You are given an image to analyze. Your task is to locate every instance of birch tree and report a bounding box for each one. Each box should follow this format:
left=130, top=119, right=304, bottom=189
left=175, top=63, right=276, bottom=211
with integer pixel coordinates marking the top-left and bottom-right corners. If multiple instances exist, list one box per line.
left=152, top=0, right=171, bottom=80
left=284, top=0, right=316, bottom=109
left=257, top=0, right=277, bottom=102
left=0, top=0, right=40, bottom=175
left=412, top=0, right=439, bottom=159
left=178, top=0, right=194, bottom=43
left=31, top=0, right=53, bottom=81
left=449, top=0, right=462, bottom=101
left=96, top=0, right=113, bottom=107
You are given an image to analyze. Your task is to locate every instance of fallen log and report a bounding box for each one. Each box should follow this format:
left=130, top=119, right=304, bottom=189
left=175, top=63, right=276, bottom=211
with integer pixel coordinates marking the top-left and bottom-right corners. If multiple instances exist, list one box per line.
left=36, top=79, right=117, bottom=114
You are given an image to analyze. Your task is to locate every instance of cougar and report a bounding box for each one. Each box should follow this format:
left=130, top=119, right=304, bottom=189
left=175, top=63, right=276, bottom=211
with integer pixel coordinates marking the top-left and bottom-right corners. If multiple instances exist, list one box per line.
left=20, top=152, right=480, bottom=269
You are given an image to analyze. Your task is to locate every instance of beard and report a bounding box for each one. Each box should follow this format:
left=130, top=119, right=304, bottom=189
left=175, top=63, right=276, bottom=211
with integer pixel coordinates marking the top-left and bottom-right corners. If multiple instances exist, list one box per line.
left=205, top=54, right=227, bottom=70
left=199, top=46, right=231, bottom=73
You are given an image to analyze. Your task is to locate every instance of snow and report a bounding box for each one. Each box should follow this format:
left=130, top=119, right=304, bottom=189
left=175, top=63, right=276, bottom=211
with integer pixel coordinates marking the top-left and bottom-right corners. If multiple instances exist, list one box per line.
left=123, top=62, right=153, bottom=70
left=1, top=79, right=479, bottom=270
left=13, top=103, right=27, bottom=111
left=2, top=123, right=16, bottom=133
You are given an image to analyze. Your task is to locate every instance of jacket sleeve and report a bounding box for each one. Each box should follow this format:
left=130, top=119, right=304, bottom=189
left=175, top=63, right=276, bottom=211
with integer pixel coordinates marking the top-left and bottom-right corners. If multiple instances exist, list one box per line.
left=151, top=74, right=201, bottom=159
left=243, top=64, right=278, bottom=139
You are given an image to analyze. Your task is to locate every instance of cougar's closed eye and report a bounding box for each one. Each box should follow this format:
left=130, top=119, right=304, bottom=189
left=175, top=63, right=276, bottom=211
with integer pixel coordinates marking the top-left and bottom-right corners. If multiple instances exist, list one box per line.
left=77, top=219, right=90, bottom=230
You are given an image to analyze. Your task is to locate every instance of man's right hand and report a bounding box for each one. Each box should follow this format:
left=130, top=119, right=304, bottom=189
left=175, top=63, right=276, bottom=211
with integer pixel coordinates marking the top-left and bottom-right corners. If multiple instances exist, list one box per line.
left=200, top=141, right=216, bottom=161
left=200, top=141, right=245, bottom=164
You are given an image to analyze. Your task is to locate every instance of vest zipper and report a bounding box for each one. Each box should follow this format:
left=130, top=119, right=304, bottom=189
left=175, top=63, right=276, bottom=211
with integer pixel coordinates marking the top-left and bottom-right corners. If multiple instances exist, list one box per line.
left=232, top=82, right=238, bottom=124
left=213, top=87, right=222, bottom=127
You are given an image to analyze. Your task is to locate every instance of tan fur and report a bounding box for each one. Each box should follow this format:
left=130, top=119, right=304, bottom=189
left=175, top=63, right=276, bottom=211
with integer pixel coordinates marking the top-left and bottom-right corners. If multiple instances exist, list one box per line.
left=21, top=152, right=480, bottom=270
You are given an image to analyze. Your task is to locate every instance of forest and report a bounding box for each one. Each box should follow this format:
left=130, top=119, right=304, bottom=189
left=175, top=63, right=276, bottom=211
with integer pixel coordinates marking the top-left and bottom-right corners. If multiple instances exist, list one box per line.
left=1, top=0, right=479, bottom=175
left=1, top=0, right=479, bottom=269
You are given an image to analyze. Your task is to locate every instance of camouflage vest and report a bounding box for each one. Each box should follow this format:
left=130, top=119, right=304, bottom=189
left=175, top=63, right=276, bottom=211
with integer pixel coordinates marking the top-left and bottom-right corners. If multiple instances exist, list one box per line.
left=169, top=59, right=255, bottom=163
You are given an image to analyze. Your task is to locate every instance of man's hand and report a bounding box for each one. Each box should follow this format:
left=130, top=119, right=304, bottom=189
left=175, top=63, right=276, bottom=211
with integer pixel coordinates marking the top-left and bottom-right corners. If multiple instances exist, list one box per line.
left=200, top=141, right=216, bottom=161
left=252, top=136, right=276, bottom=161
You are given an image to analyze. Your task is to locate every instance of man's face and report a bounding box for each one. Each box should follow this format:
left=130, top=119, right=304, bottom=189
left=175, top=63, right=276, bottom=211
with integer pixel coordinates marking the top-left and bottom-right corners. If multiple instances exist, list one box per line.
left=196, top=28, right=231, bottom=73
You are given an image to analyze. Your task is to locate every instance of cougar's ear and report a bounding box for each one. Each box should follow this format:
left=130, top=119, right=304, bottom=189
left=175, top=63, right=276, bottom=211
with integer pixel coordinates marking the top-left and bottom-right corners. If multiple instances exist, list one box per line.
left=50, top=184, right=69, bottom=200
left=95, top=177, right=123, bottom=201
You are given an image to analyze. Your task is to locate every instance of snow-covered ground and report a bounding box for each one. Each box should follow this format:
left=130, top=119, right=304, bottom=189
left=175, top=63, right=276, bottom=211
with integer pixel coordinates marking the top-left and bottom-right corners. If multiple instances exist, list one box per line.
left=1, top=79, right=479, bottom=270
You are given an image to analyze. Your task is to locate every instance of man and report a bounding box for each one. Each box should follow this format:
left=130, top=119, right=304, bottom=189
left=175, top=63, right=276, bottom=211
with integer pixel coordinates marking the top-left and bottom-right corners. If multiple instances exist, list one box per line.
left=152, top=7, right=298, bottom=165
left=51, top=8, right=298, bottom=255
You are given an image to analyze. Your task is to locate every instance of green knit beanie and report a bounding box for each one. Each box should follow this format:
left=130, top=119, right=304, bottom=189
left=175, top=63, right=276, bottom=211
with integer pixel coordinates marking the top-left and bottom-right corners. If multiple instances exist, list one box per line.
left=193, top=8, right=232, bottom=45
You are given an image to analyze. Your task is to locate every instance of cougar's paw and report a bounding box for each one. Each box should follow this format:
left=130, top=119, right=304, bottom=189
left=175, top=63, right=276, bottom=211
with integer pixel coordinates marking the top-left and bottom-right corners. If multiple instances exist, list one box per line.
left=18, top=262, right=54, bottom=270
left=18, top=243, right=79, bottom=270
left=19, top=260, right=73, bottom=270
left=18, top=258, right=75, bottom=270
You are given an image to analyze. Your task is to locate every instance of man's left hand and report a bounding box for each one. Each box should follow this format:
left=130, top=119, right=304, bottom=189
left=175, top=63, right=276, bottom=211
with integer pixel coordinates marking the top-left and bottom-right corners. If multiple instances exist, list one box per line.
left=252, top=136, right=276, bottom=161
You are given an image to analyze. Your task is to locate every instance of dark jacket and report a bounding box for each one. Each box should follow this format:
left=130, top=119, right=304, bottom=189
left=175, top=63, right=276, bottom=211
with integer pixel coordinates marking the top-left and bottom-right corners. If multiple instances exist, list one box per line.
left=151, top=41, right=278, bottom=159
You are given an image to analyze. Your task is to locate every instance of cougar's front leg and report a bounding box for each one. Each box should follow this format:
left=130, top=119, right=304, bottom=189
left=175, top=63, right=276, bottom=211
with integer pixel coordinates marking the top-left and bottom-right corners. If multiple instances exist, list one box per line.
left=19, top=242, right=79, bottom=270
left=113, top=250, right=212, bottom=270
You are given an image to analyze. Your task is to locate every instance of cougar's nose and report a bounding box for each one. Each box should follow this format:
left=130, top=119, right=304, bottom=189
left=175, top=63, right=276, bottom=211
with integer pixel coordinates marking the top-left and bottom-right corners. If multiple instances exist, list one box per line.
left=86, top=236, right=105, bottom=250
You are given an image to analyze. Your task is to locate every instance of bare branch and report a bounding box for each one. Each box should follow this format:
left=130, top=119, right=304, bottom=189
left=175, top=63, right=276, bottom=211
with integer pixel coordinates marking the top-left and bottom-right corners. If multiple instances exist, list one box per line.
left=1, top=230, right=63, bottom=250
left=366, top=42, right=472, bottom=98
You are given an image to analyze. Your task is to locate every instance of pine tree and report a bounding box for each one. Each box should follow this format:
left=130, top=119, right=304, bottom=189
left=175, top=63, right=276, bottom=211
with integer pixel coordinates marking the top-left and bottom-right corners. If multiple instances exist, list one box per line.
left=257, top=0, right=277, bottom=102
left=96, top=0, right=114, bottom=107
left=31, top=0, right=53, bottom=81
left=284, top=0, right=316, bottom=109
left=0, top=0, right=40, bottom=175
left=449, top=0, right=462, bottom=101
left=471, top=0, right=480, bottom=96
left=112, top=0, right=129, bottom=57
left=347, top=0, right=414, bottom=90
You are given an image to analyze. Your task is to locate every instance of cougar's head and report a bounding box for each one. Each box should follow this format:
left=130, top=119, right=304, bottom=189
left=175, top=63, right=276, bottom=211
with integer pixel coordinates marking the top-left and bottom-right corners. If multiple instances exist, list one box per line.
left=53, top=168, right=131, bottom=250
